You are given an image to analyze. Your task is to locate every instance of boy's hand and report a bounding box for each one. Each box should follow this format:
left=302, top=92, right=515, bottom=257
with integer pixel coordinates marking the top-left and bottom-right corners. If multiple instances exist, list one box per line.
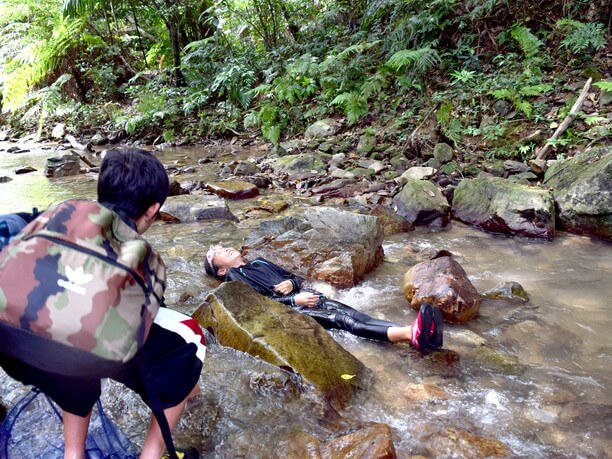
left=274, top=280, right=294, bottom=295
left=294, top=292, right=320, bottom=307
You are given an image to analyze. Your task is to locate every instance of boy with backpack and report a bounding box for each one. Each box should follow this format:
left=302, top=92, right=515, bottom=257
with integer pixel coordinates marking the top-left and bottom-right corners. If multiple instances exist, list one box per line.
left=0, top=148, right=205, bottom=459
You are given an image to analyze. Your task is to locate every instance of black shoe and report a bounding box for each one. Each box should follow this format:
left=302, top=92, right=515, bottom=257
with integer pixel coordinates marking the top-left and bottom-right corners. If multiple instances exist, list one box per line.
left=431, top=305, right=444, bottom=349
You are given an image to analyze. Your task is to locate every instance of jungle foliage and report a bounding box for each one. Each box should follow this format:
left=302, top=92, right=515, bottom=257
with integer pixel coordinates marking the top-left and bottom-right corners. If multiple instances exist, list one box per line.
left=0, top=0, right=609, bottom=158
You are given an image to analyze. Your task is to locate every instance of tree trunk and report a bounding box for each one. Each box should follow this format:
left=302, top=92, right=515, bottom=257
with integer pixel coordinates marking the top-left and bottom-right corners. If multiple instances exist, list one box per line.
left=166, top=19, right=184, bottom=86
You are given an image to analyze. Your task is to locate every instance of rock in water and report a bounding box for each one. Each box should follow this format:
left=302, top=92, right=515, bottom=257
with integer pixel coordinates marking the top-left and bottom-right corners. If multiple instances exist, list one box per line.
left=193, top=281, right=368, bottom=410
left=403, top=254, right=481, bottom=323
left=452, top=176, right=555, bottom=238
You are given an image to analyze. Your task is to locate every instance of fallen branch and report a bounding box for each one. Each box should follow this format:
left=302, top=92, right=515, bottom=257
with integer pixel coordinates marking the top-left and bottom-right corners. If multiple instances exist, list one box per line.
left=536, top=77, right=592, bottom=160
left=65, top=134, right=93, bottom=152
left=71, top=149, right=97, bottom=168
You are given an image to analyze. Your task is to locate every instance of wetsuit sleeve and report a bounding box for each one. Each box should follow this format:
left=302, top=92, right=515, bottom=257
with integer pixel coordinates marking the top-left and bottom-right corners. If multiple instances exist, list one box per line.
left=259, top=258, right=304, bottom=292
left=271, top=295, right=297, bottom=307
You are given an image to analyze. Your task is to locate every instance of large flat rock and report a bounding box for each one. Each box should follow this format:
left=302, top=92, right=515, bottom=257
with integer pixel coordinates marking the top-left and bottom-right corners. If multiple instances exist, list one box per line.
left=193, top=282, right=368, bottom=409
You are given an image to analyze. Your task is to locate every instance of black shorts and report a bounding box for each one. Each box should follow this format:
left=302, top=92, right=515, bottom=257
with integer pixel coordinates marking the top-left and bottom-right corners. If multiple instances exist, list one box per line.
left=0, top=309, right=206, bottom=417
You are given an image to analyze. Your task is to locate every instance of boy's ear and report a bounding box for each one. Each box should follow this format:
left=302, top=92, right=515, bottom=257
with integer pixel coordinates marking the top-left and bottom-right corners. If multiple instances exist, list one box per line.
left=218, top=267, right=227, bottom=276
left=144, top=202, right=161, bottom=220
left=135, top=202, right=161, bottom=234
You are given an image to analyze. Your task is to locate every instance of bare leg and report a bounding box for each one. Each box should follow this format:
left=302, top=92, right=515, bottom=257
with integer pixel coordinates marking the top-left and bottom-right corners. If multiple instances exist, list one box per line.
left=63, top=410, right=92, bottom=459
left=139, top=385, right=201, bottom=459
left=386, top=326, right=412, bottom=343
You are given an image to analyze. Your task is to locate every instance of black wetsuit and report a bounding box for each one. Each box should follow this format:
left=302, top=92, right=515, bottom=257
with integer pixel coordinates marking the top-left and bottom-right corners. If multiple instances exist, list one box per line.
left=226, top=258, right=400, bottom=342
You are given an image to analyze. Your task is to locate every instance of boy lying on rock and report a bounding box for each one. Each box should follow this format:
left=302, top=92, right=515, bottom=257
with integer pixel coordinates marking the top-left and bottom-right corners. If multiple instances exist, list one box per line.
left=204, top=245, right=443, bottom=352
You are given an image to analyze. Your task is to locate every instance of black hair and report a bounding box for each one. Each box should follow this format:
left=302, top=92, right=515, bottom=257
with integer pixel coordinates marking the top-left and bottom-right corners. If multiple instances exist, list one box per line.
left=97, top=148, right=169, bottom=220
left=204, top=256, right=227, bottom=282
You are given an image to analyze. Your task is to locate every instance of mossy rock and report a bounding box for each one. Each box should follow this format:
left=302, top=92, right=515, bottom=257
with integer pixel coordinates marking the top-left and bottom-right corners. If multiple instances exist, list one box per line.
left=543, top=147, right=612, bottom=239
left=392, top=179, right=450, bottom=226
left=193, top=282, right=369, bottom=409
left=452, top=176, right=555, bottom=238
left=473, top=345, right=522, bottom=375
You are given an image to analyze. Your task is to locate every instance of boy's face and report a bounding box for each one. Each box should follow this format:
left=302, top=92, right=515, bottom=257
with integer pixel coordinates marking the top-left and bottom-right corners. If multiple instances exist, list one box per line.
left=207, top=245, right=243, bottom=274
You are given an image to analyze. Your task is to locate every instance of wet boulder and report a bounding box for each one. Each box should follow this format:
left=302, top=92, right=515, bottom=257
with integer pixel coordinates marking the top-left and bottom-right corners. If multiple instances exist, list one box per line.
left=403, top=254, right=482, bottom=324
left=265, top=153, right=327, bottom=179
left=273, top=423, right=396, bottom=458
left=244, top=207, right=384, bottom=288
left=399, top=166, right=437, bottom=181
left=392, top=179, right=450, bottom=226
left=369, top=205, right=414, bottom=236
left=205, top=179, right=259, bottom=200
left=0, top=176, right=12, bottom=183
left=193, top=281, right=368, bottom=410
left=14, top=165, right=36, bottom=175
left=424, top=428, right=512, bottom=458
left=473, top=345, right=522, bottom=375
left=433, top=142, right=454, bottom=163
left=160, top=194, right=238, bottom=222
left=168, top=180, right=189, bottom=196
left=304, top=119, right=339, bottom=140
left=44, top=153, right=81, bottom=178
left=452, top=176, right=555, bottom=238
left=543, top=147, right=612, bottom=239
left=482, top=281, right=529, bottom=302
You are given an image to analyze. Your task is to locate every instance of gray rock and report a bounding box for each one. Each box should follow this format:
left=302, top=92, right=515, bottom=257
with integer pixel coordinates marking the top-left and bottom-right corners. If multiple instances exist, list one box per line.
left=160, top=194, right=238, bottom=222
left=356, top=133, right=376, bottom=155
left=452, top=176, right=555, bottom=238
left=400, top=167, right=436, bottom=182
left=44, top=153, right=81, bottom=177
left=51, top=123, right=66, bottom=139
left=304, top=119, right=339, bottom=140
left=14, top=166, right=37, bottom=174
left=503, top=160, right=530, bottom=174
left=90, top=133, right=107, bottom=146
left=423, top=158, right=442, bottom=169
left=529, top=159, right=548, bottom=175
left=0, top=176, right=12, bottom=183
left=245, top=207, right=384, bottom=288
left=493, top=100, right=513, bottom=117
left=265, top=153, right=326, bottom=178
left=392, top=179, right=450, bottom=226
left=482, top=281, right=529, bottom=302
left=233, top=161, right=259, bottom=176
left=433, top=143, right=454, bottom=163
left=543, top=146, right=612, bottom=239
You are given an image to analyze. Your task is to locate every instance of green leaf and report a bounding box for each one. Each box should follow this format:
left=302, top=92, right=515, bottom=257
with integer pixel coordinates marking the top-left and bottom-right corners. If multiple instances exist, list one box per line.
left=510, top=25, right=542, bottom=59
left=519, top=84, right=553, bottom=97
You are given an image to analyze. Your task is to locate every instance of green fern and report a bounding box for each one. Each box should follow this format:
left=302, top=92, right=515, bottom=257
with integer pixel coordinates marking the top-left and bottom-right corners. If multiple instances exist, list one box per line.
left=514, top=100, right=533, bottom=117
left=556, top=19, right=607, bottom=53
left=436, top=100, right=453, bottom=125
left=489, top=89, right=515, bottom=100
left=519, top=84, right=553, bottom=97
left=331, top=92, right=368, bottom=124
left=593, top=81, right=612, bottom=91
left=510, top=25, right=542, bottom=59
left=361, top=72, right=388, bottom=99
left=385, top=47, right=441, bottom=74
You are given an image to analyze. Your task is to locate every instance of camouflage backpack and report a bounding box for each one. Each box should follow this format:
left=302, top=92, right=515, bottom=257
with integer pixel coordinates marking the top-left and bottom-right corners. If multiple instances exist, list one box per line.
left=0, top=199, right=165, bottom=377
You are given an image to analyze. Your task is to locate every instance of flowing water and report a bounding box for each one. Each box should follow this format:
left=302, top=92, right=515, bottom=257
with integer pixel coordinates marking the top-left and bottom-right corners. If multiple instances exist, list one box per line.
left=1, top=142, right=611, bottom=458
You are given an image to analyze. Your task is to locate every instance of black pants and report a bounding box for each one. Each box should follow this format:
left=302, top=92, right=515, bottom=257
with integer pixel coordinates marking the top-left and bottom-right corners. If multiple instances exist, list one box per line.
left=295, top=298, right=400, bottom=342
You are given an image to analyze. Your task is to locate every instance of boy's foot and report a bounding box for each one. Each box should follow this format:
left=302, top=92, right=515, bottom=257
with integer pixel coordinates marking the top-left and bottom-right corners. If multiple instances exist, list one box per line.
left=410, top=303, right=443, bottom=351
left=162, top=447, right=200, bottom=459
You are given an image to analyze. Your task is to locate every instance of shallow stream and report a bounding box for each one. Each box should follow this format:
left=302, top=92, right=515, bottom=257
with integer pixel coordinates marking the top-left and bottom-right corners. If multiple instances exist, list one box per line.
left=0, top=142, right=610, bottom=458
